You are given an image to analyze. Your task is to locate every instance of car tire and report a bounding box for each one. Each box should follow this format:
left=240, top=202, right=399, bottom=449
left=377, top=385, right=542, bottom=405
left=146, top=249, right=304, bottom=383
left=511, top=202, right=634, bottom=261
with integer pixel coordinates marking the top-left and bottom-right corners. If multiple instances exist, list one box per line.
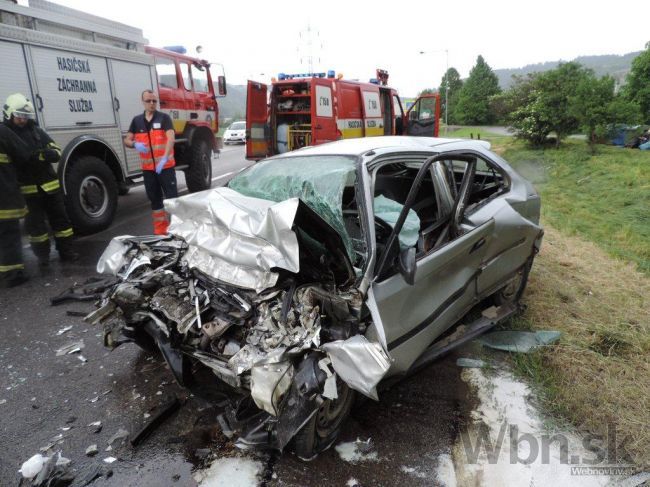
left=292, top=381, right=355, bottom=460
left=492, top=256, right=534, bottom=306
left=64, top=156, right=118, bottom=235
left=185, top=139, right=213, bottom=193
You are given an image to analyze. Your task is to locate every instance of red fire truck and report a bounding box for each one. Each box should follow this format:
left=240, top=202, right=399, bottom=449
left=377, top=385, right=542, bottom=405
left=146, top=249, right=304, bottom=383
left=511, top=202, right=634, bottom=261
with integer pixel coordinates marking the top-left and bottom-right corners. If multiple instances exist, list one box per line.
left=0, top=0, right=226, bottom=233
left=246, top=70, right=440, bottom=160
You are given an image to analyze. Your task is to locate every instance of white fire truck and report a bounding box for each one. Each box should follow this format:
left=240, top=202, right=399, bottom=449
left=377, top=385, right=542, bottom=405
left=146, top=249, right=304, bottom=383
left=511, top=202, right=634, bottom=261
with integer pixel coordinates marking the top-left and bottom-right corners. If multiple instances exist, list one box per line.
left=0, top=0, right=226, bottom=233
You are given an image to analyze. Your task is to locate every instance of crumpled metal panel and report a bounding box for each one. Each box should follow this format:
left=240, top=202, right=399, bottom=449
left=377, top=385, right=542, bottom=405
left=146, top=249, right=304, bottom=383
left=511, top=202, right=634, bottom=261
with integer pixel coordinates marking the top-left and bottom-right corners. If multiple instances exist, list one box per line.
left=321, top=335, right=392, bottom=401
left=165, top=187, right=301, bottom=291
left=250, top=361, right=294, bottom=416
left=96, top=236, right=133, bottom=275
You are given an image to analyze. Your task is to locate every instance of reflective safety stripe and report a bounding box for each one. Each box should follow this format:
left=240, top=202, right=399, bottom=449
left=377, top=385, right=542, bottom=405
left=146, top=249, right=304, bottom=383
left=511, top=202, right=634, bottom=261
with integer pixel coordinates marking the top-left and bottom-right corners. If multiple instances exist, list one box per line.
left=0, top=207, right=28, bottom=219
left=40, top=179, right=61, bottom=193
left=47, top=142, right=62, bottom=156
left=0, top=153, right=10, bottom=163
left=54, top=228, right=74, bottom=238
left=0, top=263, right=25, bottom=272
left=21, top=185, right=38, bottom=195
left=29, top=233, right=49, bottom=243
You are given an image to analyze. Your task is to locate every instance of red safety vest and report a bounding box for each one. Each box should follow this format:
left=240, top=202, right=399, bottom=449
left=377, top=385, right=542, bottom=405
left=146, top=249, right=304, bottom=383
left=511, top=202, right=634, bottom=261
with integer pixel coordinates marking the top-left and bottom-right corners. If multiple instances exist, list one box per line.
left=132, top=113, right=175, bottom=171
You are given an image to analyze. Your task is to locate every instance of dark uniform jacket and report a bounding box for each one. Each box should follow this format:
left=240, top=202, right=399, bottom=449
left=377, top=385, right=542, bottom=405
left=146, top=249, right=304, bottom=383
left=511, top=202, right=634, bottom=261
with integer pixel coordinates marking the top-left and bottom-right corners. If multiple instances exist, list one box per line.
left=0, top=123, right=30, bottom=220
left=4, top=120, right=62, bottom=195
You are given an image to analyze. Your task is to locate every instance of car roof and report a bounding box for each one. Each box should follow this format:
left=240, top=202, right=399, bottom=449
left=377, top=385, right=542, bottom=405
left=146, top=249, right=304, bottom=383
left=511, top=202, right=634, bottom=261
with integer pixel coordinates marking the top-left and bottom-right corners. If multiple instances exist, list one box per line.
left=276, top=136, right=491, bottom=158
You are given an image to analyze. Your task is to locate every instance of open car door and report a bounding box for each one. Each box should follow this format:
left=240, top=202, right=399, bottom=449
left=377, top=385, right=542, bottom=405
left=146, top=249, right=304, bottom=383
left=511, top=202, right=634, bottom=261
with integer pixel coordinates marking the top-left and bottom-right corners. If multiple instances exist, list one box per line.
left=405, top=94, right=440, bottom=137
left=246, top=80, right=270, bottom=160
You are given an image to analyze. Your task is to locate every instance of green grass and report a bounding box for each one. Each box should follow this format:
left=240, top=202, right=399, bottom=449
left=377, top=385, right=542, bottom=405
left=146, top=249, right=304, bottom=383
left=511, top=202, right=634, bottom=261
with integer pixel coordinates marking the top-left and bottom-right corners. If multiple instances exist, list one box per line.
left=444, top=126, right=511, bottom=143
left=500, top=139, right=650, bottom=275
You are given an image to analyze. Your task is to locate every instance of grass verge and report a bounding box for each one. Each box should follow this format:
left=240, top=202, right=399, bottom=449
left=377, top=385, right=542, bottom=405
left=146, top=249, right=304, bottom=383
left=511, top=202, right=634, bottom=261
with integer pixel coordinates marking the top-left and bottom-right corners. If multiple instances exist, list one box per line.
left=481, top=136, right=650, bottom=467
left=513, top=224, right=650, bottom=467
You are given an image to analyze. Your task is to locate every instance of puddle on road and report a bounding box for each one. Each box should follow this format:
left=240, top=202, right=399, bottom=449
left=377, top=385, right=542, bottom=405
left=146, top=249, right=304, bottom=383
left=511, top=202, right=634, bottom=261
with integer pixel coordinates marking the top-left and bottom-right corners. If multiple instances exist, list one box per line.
left=444, top=367, right=613, bottom=487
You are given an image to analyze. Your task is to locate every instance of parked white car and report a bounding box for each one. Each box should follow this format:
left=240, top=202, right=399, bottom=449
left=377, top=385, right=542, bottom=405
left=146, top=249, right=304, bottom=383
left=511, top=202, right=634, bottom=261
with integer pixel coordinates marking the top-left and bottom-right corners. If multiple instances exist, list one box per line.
left=224, top=121, right=246, bottom=144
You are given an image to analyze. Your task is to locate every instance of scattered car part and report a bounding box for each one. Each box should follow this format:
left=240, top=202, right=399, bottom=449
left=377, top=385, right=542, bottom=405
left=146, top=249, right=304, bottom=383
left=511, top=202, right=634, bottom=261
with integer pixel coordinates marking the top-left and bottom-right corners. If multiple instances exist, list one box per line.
left=130, top=396, right=182, bottom=446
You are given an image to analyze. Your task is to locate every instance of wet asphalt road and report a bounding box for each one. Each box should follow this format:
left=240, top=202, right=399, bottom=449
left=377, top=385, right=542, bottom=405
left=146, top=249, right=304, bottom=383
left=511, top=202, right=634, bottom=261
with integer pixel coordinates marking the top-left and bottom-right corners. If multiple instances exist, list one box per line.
left=0, top=145, right=468, bottom=486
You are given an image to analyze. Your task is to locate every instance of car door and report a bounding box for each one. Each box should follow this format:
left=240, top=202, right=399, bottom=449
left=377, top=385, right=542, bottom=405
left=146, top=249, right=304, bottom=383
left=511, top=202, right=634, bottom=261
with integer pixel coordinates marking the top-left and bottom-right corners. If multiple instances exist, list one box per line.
left=405, top=94, right=440, bottom=137
left=368, top=153, right=493, bottom=374
left=246, top=80, right=269, bottom=160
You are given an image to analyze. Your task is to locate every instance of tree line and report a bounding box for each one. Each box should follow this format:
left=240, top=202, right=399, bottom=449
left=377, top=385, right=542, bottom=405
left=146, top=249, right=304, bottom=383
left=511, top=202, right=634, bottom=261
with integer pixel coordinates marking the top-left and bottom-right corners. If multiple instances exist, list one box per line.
left=423, top=42, right=650, bottom=150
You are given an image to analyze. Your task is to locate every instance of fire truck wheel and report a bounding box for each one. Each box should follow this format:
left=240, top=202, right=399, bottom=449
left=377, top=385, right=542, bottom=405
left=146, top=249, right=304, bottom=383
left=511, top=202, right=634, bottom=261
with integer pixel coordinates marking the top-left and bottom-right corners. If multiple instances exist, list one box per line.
left=64, top=156, right=118, bottom=235
left=185, top=139, right=213, bottom=192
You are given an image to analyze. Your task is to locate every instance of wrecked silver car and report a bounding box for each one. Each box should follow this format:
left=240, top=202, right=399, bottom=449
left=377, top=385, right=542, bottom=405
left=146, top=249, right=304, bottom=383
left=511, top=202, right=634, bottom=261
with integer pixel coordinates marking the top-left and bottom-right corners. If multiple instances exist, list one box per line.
left=87, top=136, right=543, bottom=459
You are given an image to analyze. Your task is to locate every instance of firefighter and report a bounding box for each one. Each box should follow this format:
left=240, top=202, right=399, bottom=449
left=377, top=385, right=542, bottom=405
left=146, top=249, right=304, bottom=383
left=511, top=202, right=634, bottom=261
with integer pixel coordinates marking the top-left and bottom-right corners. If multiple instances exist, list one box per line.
left=124, top=89, right=177, bottom=235
left=0, top=99, right=32, bottom=287
left=3, top=93, right=79, bottom=266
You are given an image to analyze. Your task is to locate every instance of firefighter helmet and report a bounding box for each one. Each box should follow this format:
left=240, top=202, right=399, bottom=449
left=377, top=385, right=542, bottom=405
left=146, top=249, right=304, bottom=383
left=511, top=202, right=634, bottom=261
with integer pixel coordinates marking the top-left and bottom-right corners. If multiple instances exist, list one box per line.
left=3, top=93, right=36, bottom=121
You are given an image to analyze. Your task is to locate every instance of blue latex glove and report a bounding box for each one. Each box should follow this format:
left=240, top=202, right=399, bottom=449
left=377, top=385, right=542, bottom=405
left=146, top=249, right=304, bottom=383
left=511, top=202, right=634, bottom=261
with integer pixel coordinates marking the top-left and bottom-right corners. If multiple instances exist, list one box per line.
left=155, top=156, right=168, bottom=174
left=133, top=142, right=148, bottom=154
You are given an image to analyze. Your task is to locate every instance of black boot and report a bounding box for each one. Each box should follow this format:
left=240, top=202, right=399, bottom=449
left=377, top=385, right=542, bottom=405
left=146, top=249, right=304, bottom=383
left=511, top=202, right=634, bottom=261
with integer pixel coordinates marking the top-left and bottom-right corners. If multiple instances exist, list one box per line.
left=0, top=269, right=29, bottom=288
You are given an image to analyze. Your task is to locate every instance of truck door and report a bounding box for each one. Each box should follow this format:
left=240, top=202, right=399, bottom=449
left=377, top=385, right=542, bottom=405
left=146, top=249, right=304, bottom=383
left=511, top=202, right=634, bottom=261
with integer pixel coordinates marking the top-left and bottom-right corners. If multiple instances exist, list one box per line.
left=190, top=62, right=218, bottom=132
left=246, top=81, right=269, bottom=160
left=28, top=47, right=115, bottom=129
left=109, top=60, right=155, bottom=173
left=311, top=78, right=337, bottom=145
left=405, top=94, right=440, bottom=137
left=361, top=87, right=383, bottom=138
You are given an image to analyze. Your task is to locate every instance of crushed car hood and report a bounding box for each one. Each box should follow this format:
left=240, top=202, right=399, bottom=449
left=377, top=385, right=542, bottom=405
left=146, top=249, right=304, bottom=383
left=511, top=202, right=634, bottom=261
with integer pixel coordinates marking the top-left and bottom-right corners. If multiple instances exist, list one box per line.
left=162, top=187, right=354, bottom=291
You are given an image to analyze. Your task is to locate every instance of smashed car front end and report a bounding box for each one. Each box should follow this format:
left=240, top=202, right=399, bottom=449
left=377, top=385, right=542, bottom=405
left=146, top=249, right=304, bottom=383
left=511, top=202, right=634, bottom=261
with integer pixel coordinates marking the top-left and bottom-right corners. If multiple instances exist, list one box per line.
left=86, top=160, right=391, bottom=452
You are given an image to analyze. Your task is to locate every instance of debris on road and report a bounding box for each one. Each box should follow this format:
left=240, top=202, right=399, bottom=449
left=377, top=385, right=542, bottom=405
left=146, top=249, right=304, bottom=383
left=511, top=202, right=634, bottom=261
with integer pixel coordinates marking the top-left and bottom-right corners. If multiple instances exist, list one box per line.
left=50, top=276, right=118, bottom=306
left=477, top=330, right=561, bottom=353
left=130, top=396, right=181, bottom=446
left=19, top=453, right=47, bottom=479
left=107, top=428, right=129, bottom=447
left=87, top=421, right=102, bottom=433
left=102, top=457, right=117, bottom=464
left=66, top=310, right=89, bottom=317
left=55, top=326, right=73, bottom=336
left=19, top=452, right=72, bottom=486
left=55, top=340, right=85, bottom=356
left=85, top=444, right=98, bottom=457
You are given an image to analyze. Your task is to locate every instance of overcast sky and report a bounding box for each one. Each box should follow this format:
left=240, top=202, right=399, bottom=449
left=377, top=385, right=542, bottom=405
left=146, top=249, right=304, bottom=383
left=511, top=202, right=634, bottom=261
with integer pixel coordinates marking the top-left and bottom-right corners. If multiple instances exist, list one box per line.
left=39, top=0, right=650, bottom=97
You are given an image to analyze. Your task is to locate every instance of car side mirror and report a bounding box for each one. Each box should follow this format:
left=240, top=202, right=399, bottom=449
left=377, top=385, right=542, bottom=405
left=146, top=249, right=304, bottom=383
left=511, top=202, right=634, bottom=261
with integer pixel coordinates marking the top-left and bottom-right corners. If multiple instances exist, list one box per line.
left=398, top=247, right=416, bottom=285
left=409, top=110, right=418, bottom=121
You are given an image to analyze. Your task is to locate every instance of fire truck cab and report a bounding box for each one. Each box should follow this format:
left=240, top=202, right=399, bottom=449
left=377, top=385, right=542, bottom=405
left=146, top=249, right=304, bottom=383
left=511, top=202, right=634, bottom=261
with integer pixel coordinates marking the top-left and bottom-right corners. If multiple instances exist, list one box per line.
left=246, top=70, right=440, bottom=160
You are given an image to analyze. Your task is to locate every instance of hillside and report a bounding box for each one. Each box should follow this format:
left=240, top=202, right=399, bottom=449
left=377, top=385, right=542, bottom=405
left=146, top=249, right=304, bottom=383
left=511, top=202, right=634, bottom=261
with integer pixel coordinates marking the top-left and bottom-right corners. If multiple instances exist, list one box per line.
left=218, top=83, right=247, bottom=122
left=494, top=51, right=642, bottom=89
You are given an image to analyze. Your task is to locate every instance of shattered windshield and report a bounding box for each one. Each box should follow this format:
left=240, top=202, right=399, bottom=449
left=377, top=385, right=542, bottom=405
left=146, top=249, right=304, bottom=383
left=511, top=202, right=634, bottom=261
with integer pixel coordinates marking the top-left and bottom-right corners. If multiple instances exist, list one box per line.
left=228, top=155, right=357, bottom=260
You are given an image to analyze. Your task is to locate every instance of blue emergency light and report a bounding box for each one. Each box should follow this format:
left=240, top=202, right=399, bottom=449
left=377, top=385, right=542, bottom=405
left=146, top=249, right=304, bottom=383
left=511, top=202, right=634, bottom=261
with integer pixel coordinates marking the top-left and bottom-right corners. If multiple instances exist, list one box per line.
left=163, top=46, right=187, bottom=54
left=277, top=71, right=335, bottom=80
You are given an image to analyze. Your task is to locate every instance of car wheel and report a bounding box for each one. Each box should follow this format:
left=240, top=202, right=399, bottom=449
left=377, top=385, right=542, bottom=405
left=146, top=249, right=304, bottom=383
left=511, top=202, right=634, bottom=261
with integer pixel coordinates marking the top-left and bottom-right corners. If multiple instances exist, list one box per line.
left=185, top=139, right=213, bottom=193
left=292, top=381, right=355, bottom=460
left=64, top=156, right=118, bottom=234
left=492, top=256, right=534, bottom=306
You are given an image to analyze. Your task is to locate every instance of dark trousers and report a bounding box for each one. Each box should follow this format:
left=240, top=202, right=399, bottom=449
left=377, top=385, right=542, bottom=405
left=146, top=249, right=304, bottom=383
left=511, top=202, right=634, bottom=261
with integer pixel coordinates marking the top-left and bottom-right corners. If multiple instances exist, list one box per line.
left=0, top=218, right=24, bottom=279
left=143, top=168, right=178, bottom=210
left=25, top=189, right=74, bottom=258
